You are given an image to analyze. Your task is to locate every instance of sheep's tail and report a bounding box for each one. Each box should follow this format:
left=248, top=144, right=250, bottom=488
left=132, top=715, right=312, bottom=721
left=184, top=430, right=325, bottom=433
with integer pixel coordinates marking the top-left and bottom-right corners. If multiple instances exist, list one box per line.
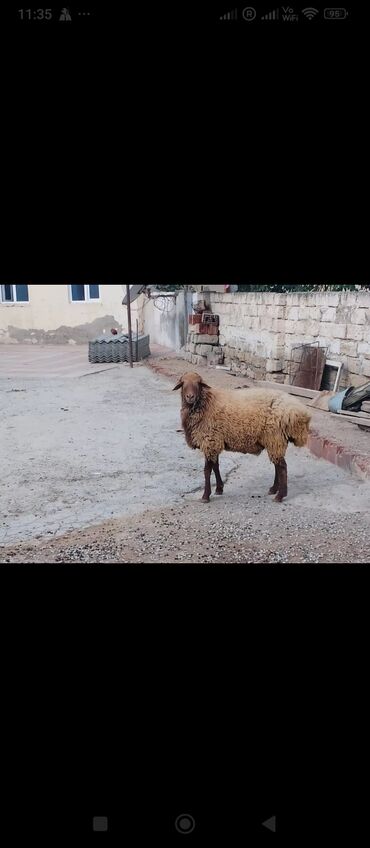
left=279, top=399, right=312, bottom=447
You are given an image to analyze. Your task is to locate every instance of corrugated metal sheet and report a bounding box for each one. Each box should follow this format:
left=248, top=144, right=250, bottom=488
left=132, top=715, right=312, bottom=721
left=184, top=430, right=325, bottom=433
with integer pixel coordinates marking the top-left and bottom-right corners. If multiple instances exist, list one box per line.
left=88, top=334, right=150, bottom=363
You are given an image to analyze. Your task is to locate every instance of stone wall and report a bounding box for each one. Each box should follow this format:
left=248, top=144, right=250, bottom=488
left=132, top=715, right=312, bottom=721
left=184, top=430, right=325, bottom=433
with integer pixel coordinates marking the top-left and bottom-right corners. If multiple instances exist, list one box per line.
left=204, top=289, right=370, bottom=387
left=184, top=321, right=224, bottom=368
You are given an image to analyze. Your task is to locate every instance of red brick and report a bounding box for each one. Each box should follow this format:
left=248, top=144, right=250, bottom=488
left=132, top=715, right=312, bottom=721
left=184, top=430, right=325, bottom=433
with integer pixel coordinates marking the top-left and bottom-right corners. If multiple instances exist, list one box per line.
left=354, top=456, right=369, bottom=474
left=189, top=314, right=201, bottom=325
left=307, top=431, right=370, bottom=482
left=322, top=440, right=338, bottom=465
left=198, top=323, right=219, bottom=334
left=335, top=448, right=352, bottom=472
left=307, top=433, right=323, bottom=458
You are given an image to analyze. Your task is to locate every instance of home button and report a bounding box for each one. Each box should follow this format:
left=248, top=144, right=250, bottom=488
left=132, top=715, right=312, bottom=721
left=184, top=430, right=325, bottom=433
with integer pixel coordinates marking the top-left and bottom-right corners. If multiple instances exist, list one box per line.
left=175, top=814, right=196, bottom=834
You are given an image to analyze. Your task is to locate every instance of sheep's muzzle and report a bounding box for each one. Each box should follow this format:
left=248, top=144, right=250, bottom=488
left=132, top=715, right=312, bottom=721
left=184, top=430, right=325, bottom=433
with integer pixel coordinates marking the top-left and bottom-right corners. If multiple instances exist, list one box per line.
left=173, top=372, right=210, bottom=408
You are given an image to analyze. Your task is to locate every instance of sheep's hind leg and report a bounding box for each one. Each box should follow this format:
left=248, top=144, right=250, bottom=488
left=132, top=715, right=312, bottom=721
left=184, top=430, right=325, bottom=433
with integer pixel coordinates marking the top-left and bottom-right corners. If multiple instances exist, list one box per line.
left=269, top=464, right=279, bottom=495
left=213, top=458, right=224, bottom=495
left=202, top=458, right=213, bottom=502
left=274, top=458, right=288, bottom=503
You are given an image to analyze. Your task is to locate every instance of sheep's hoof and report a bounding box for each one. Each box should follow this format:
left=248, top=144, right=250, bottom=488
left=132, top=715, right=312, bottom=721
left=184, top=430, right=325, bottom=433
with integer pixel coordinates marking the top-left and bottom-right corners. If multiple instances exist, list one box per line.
left=274, top=494, right=286, bottom=503
left=201, top=495, right=210, bottom=502
left=268, top=486, right=278, bottom=495
left=215, top=487, right=224, bottom=495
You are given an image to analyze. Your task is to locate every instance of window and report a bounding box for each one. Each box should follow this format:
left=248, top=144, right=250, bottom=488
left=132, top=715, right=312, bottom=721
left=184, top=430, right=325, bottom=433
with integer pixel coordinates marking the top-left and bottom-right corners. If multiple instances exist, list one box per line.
left=69, top=284, right=100, bottom=302
left=0, top=284, right=29, bottom=303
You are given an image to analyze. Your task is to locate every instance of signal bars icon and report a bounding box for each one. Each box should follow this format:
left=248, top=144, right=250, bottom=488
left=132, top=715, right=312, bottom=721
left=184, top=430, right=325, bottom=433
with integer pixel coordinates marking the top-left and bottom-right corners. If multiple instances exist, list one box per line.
left=220, top=8, right=238, bottom=19
left=261, top=7, right=279, bottom=19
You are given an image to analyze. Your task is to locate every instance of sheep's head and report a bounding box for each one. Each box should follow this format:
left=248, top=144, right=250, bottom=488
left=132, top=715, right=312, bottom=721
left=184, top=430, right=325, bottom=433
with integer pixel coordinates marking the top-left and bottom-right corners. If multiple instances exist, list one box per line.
left=173, top=372, right=210, bottom=408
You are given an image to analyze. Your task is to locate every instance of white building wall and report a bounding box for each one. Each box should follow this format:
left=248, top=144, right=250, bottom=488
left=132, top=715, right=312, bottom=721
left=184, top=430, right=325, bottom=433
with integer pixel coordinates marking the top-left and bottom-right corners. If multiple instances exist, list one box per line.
left=140, top=289, right=192, bottom=351
left=0, top=284, right=141, bottom=344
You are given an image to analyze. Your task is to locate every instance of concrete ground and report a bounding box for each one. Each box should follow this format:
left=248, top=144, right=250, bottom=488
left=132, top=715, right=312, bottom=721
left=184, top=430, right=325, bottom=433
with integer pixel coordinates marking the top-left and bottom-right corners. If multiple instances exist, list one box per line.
left=0, top=344, right=119, bottom=379
left=1, top=345, right=370, bottom=564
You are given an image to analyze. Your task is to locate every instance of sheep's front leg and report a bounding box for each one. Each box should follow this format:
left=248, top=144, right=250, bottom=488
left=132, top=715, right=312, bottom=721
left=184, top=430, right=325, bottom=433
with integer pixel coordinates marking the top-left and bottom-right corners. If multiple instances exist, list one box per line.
left=273, top=458, right=288, bottom=503
left=202, top=458, right=213, bottom=502
left=213, top=458, right=224, bottom=495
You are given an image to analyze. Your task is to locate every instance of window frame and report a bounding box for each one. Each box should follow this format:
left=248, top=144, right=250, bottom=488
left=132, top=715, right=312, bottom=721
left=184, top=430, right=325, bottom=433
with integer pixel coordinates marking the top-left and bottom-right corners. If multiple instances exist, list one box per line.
left=0, top=284, right=30, bottom=304
left=68, top=284, right=101, bottom=303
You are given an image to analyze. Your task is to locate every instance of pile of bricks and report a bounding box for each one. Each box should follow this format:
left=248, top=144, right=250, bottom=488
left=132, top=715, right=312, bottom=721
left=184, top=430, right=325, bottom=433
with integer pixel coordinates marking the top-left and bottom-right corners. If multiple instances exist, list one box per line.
left=184, top=313, right=224, bottom=368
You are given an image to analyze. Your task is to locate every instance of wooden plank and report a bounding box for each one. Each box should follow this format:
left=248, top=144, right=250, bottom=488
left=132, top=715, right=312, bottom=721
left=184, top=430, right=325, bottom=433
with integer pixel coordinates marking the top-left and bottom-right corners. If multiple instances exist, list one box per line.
left=338, top=410, right=370, bottom=420
left=255, top=380, right=320, bottom=399
left=335, top=414, right=370, bottom=428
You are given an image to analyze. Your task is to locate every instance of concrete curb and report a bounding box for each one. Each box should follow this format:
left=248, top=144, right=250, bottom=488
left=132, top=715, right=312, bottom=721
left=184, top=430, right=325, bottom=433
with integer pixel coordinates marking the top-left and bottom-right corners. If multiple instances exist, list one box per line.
left=146, top=360, right=184, bottom=380
left=307, top=429, right=370, bottom=482
left=146, top=357, right=370, bottom=483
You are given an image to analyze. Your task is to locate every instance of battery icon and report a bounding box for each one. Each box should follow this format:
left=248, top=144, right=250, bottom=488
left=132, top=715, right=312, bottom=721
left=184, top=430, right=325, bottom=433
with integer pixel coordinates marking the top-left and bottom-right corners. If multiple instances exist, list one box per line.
left=324, top=8, right=348, bottom=18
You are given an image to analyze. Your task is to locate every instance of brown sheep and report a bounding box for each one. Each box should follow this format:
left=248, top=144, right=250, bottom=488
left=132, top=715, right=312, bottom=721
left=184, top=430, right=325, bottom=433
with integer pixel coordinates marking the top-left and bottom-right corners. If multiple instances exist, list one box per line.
left=174, top=372, right=312, bottom=502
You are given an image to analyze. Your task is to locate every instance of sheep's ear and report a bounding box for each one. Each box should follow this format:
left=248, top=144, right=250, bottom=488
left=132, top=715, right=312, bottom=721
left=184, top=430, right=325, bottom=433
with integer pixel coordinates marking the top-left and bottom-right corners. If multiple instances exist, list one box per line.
left=173, top=380, right=183, bottom=391
left=201, top=380, right=211, bottom=389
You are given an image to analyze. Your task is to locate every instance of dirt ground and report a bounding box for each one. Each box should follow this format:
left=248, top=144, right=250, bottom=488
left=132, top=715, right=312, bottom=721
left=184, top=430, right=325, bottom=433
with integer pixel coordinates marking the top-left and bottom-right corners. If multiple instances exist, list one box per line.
left=1, top=348, right=370, bottom=564
left=3, top=461, right=369, bottom=564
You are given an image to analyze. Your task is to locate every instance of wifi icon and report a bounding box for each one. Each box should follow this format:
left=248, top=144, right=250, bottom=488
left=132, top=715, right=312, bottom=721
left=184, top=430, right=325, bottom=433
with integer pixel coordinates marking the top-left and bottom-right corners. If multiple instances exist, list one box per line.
left=302, top=7, right=319, bottom=18
left=220, top=8, right=238, bottom=19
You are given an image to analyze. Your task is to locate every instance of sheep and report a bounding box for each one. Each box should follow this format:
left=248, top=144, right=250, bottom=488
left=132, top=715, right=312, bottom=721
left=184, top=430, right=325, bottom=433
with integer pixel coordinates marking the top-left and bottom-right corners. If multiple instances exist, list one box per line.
left=173, top=371, right=312, bottom=503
